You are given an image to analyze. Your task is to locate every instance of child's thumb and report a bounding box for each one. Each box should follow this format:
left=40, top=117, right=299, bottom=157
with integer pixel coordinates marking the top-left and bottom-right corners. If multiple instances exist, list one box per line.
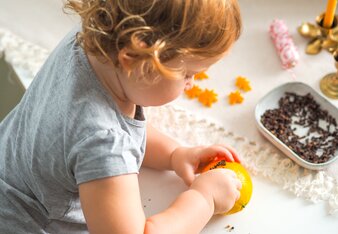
left=181, top=167, right=197, bottom=186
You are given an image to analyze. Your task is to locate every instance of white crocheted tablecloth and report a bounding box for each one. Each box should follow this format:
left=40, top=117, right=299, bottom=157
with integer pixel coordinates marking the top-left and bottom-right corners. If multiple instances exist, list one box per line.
left=1, top=28, right=337, bottom=214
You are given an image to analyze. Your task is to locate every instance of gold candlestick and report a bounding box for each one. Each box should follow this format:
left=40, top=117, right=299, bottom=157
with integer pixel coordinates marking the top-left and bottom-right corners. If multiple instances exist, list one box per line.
left=299, top=13, right=338, bottom=99
left=298, top=13, right=338, bottom=54
left=320, top=50, right=338, bottom=99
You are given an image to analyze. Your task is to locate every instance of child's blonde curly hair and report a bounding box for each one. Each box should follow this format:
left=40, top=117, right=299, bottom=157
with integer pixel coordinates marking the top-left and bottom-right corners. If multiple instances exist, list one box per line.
left=64, top=0, right=242, bottom=80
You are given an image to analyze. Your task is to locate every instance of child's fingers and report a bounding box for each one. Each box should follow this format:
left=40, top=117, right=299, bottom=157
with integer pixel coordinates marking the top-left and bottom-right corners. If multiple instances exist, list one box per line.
left=198, top=151, right=217, bottom=163
left=195, top=145, right=243, bottom=173
left=199, top=146, right=235, bottom=163
left=235, top=189, right=241, bottom=201
left=180, top=165, right=196, bottom=186
left=213, top=145, right=235, bottom=162
left=226, top=145, right=242, bottom=163
left=235, top=178, right=242, bottom=190
left=215, top=144, right=242, bottom=163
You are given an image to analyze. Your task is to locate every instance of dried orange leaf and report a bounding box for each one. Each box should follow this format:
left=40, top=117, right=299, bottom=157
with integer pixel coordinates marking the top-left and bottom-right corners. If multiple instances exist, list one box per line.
left=194, top=72, right=209, bottom=80
left=235, top=76, right=252, bottom=92
left=185, top=85, right=203, bottom=99
left=198, top=89, right=218, bottom=107
left=228, top=90, right=244, bottom=105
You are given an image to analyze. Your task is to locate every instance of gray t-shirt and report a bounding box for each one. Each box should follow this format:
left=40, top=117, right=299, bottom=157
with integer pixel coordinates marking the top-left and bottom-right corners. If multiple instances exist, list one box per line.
left=0, top=26, right=146, bottom=233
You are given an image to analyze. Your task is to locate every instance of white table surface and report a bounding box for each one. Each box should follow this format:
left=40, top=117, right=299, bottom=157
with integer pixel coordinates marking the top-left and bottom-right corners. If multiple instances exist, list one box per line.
left=1, top=0, right=338, bottom=233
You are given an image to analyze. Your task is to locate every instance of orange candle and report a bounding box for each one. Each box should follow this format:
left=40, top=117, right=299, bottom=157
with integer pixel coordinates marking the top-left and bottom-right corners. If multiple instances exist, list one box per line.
left=323, top=0, right=337, bottom=28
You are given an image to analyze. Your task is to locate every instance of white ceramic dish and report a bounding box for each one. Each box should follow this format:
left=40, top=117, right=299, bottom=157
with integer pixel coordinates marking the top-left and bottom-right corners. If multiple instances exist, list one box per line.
left=255, top=82, right=338, bottom=170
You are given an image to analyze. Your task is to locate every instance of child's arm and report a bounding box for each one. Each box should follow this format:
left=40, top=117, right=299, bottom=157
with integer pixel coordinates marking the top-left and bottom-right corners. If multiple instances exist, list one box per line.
left=79, top=169, right=240, bottom=233
left=143, top=124, right=241, bottom=185
left=142, top=124, right=180, bottom=170
left=79, top=174, right=146, bottom=234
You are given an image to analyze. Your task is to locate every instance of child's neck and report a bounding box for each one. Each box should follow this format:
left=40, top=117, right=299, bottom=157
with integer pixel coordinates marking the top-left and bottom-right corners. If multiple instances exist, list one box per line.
left=87, top=54, right=136, bottom=118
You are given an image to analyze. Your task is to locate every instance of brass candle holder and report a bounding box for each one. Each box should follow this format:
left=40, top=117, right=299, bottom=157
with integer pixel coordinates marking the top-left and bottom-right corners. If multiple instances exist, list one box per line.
left=298, top=13, right=338, bottom=99
left=320, top=50, right=338, bottom=99
left=298, top=13, right=338, bottom=54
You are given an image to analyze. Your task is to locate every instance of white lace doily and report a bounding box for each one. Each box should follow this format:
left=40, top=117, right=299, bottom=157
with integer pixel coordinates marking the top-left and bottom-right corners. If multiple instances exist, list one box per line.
left=1, top=28, right=337, bottom=214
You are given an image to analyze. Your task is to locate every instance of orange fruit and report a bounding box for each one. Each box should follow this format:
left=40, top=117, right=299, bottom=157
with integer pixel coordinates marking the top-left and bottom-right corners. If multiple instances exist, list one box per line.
left=202, top=159, right=253, bottom=215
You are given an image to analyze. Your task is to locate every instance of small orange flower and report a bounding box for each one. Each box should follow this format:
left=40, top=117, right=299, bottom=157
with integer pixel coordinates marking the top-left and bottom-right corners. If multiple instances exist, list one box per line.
left=194, top=72, right=209, bottom=80
left=185, top=85, right=203, bottom=99
left=235, top=76, right=252, bottom=92
left=228, top=90, right=244, bottom=105
left=198, top=89, right=218, bottom=107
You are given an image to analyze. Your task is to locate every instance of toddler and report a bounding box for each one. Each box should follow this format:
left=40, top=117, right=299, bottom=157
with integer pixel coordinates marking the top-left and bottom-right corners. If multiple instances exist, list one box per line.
left=0, top=0, right=242, bottom=233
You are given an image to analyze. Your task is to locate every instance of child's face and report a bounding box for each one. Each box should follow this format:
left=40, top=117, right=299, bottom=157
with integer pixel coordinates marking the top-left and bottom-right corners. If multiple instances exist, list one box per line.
left=123, top=55, right=223, bottom=107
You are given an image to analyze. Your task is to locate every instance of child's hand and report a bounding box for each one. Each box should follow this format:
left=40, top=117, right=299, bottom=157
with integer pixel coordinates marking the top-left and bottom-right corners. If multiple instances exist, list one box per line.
left=190, top=168, right=242, bottom=214
left=170, top=145, right=241, bottom=186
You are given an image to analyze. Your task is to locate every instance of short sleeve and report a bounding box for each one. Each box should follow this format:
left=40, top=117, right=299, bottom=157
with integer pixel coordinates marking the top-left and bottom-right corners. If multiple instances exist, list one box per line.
left=68, top=129, right=144, bottom=185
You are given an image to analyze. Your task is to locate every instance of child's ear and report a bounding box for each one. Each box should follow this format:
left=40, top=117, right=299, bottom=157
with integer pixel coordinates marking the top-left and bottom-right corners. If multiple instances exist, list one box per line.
left=117, top=48, right=135, bottom=71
